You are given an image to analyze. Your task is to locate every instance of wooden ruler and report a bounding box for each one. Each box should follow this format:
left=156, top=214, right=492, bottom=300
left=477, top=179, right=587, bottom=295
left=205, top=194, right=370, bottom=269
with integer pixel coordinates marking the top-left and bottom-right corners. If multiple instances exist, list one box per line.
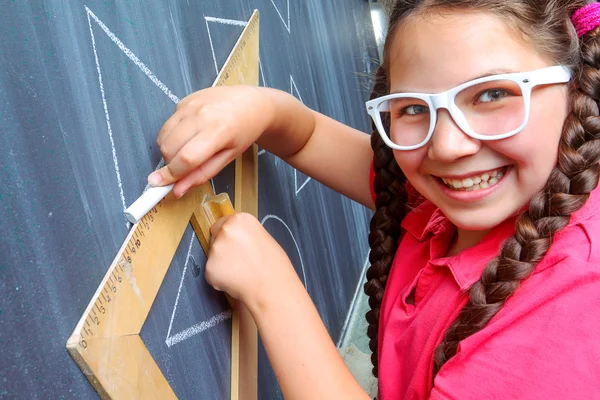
left=66, top=10, right=260, bottom=400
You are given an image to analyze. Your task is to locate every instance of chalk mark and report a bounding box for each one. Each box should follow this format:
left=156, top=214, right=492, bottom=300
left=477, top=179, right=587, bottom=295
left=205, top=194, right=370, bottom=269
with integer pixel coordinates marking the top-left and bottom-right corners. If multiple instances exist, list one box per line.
left=337, top=253, right=370, bottom=349
left=270, top=0, right=291, bottom=33
left=165, top=232, right=232, bottom=348
left=85, top=6, right=229, bottom=345
left=289, top=76, right=312, bottom=195
left=204, top=15, right=266, bottom=85
left=261, top=215, right=307, bottom=291
left=86, top=9, right=127, bottom=219
left=86, top=7, right=180, bottom=104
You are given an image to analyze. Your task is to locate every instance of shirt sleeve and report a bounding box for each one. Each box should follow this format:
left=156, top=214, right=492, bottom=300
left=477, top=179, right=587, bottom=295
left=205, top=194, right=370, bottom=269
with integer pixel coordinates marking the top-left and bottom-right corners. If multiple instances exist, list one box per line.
left=429, top=256, right=600, bottom=400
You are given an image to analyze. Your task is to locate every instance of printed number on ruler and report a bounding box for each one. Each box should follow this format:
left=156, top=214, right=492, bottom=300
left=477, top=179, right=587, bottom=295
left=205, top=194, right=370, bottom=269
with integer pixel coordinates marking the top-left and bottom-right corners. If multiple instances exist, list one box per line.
left=77, top=203, right=163, bottom=350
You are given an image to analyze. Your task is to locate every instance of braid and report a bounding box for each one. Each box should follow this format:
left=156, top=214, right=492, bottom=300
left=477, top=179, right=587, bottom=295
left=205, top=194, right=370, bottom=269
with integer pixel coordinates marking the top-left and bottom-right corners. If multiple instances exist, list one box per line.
left=364, top=66, right=408, bottom=377
left=432, top=28, right=600, bottom=378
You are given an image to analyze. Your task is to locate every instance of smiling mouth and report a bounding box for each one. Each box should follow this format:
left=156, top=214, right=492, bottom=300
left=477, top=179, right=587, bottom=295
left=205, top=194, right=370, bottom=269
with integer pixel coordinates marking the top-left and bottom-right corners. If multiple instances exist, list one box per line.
left=437, top=166, right=508, bottom=192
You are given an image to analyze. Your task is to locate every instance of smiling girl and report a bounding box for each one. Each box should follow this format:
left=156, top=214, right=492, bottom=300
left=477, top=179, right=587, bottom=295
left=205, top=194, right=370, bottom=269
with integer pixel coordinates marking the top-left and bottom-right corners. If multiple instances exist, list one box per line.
left=148, top=1, right=600, bottom=398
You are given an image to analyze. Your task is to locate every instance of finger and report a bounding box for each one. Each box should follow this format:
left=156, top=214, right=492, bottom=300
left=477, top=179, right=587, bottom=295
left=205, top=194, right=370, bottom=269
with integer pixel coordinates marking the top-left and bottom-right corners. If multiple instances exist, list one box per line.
left=172, top=148, right=238, bottom=197
left=164, top=131, right=227, bottom=182
left=157, top=99, right=202, bottom=146
left=208, top=214, right=235, bottom=246
left=157, top=110, right=184, bottom=147
left=159, top=115, right=202, bottom=163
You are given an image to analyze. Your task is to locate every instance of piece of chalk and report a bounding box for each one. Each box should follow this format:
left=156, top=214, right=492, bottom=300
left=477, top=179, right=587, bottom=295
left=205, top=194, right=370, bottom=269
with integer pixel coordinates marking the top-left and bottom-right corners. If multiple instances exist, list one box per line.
left=124, top=184, right=174, bottom=223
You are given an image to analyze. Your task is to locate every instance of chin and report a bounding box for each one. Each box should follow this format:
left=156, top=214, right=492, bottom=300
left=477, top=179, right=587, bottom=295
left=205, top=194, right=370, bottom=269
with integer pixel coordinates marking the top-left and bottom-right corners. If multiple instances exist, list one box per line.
left=441, top=207, right=515, bottom=233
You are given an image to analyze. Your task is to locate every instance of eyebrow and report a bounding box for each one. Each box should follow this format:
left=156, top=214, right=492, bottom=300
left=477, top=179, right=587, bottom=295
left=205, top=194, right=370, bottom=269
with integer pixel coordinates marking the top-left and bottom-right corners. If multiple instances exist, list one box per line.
left=389, top=68, right=519, bottom=94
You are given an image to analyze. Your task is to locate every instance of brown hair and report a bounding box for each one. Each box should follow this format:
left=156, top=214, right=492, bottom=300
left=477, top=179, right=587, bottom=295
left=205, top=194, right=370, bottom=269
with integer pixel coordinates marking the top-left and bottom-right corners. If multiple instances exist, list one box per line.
left=364, top=0, right=600, bottom=381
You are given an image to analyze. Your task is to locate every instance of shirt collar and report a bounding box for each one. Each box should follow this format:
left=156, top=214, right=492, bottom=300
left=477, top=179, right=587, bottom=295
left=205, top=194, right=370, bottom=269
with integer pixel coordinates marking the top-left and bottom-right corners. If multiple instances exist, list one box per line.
left=400, top=185, right=600, bottom=291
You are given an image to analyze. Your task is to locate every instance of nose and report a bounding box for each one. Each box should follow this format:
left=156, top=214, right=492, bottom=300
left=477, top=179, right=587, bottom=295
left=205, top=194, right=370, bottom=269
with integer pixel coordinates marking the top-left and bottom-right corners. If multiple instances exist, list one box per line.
left=427, top=110, right=481, bottom=162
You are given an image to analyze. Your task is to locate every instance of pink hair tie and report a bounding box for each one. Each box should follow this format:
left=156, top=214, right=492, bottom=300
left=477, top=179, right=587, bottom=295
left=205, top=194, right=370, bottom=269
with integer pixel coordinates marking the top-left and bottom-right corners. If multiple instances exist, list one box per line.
left=572, top=3, right=600, bottom=38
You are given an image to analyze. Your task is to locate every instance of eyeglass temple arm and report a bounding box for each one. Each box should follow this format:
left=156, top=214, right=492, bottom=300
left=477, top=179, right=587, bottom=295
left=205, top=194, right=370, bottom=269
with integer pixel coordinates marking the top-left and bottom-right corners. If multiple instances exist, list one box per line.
left=529, top=66, right=572, bottom=86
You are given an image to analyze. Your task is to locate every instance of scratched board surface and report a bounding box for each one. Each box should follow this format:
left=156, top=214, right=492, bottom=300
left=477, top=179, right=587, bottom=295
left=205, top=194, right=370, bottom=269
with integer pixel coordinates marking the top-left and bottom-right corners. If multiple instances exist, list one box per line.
left=0, top=1, right=377, bottom=399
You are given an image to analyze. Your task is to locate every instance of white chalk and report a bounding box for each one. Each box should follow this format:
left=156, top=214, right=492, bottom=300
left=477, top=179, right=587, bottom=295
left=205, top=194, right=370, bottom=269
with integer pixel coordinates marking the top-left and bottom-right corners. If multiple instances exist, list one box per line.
left=124, top=184, right=174, bottom=223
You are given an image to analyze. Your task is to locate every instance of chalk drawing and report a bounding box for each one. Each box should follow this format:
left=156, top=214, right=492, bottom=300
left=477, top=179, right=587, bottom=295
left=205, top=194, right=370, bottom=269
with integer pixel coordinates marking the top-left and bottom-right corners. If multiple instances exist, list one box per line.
left=86, top=7, right=180, bottom=104
left=165, top=233, right=232, bottom=348
left=166, top=310, right=232, bottom=347
left=85, top=6, right=229, bottom=344
left=289, top=76, right=312, bottom=195
left=204, top=16, right=247, bottom=26
left=261, top=215, right=308, bottom=291
left=204, top=15, right=266, bottom=84
left=86, top=8, right=127, bottom=219
left=336, top=254, right=370, bottom=348
left=270, top=0, right=291, bottom=33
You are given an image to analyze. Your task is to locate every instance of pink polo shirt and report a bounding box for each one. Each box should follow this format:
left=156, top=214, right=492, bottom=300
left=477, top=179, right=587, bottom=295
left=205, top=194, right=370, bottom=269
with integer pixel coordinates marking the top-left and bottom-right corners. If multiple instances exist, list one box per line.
left=369, top=167, right=600, bottom=399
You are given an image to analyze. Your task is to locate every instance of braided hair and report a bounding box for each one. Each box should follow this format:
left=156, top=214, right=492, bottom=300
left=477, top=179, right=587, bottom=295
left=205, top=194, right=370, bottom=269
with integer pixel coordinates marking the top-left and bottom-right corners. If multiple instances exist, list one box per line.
left=363, top=0, right=600, bottom=381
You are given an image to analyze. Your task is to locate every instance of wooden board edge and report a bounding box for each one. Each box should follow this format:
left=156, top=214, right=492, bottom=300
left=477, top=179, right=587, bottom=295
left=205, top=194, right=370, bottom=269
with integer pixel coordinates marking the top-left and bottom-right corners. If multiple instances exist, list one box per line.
left=234, top=143, right=259, bottom=400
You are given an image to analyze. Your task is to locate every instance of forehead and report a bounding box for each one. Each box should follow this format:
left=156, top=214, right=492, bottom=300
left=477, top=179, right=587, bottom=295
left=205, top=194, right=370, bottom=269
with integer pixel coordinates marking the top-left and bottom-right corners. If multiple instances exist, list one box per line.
left=387, top=11, right=550, bottom=93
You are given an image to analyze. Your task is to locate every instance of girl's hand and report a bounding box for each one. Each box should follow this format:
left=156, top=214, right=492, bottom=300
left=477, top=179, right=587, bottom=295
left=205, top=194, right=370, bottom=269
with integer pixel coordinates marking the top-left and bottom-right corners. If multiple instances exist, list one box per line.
left=149, top=85, right=275, bottom=198
left=205, top=212, right=298, bottom=311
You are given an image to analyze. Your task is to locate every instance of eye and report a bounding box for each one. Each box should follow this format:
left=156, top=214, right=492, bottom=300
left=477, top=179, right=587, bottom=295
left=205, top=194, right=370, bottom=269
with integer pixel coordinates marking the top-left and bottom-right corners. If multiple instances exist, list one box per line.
left=401, top=104, right=429, bottom=115
left=477, top=88, right=510, bottom=103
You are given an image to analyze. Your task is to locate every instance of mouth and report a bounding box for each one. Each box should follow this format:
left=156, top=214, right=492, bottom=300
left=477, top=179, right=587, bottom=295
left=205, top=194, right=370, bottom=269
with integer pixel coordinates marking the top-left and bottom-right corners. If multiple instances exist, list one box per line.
left=436, top=166, right=509, bottom=192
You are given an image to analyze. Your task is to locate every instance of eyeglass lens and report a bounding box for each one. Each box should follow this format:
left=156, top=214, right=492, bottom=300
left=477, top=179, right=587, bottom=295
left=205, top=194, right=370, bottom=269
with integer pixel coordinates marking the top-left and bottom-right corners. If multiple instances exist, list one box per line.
left=380, top=79, right=525, bottom=147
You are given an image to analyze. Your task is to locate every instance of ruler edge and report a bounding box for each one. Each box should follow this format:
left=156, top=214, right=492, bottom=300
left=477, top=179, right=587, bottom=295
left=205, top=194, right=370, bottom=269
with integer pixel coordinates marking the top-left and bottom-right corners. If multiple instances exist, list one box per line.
left=66, top=217, right=144, bottom=347
left=212, top=9, right=260, bottom=87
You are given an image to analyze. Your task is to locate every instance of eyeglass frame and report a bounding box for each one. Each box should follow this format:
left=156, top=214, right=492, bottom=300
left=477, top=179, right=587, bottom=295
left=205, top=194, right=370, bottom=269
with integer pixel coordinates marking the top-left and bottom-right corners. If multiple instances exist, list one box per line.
left=365, top=65, right=573, bottom=151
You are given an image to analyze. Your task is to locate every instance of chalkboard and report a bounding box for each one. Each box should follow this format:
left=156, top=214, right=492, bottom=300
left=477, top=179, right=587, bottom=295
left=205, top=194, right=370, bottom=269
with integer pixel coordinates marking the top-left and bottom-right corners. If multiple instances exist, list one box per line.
left=0, top=1, right=377, bottom=399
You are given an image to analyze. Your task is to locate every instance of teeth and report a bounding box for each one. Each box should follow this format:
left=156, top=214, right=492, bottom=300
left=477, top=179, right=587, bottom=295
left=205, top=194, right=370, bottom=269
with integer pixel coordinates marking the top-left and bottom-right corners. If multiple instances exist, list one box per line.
left=452, top=180, right=463, bottom=189
left=440, top=167, right=507, bottom=192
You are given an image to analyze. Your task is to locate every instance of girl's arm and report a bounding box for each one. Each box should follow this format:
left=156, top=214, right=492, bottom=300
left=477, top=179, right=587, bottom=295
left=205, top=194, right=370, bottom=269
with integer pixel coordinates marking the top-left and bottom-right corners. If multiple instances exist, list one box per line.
left=154, top=86, right=375, bottom=209
left=259, top=88, right=374, bottom=209
left=206, top=213, right=371, bottom=400
left=252, top=267, right=370, bottom=400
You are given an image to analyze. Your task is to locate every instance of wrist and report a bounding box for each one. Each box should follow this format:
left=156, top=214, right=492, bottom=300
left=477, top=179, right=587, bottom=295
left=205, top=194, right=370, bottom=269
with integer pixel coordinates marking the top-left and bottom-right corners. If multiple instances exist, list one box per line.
left=257, top=88, right=315, bottom=158
left=243, top=264, right=305, bottom=321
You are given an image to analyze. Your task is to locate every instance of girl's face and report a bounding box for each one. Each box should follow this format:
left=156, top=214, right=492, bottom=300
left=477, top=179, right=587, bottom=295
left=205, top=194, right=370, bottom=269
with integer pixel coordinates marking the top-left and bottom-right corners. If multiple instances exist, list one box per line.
left=388, top=11, right=569, bottom=234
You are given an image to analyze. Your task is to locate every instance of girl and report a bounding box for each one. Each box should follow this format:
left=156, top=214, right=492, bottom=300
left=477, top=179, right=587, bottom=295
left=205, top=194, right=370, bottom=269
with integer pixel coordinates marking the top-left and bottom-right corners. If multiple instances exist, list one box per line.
left=148, top=0, right=600, bottom=398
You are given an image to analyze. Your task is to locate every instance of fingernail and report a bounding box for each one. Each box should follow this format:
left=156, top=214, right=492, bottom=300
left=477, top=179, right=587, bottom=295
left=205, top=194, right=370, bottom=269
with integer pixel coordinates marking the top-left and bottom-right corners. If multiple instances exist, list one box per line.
left=148, top=171, right=162, bottom=186
left=179, top=188, right=189, bottom=198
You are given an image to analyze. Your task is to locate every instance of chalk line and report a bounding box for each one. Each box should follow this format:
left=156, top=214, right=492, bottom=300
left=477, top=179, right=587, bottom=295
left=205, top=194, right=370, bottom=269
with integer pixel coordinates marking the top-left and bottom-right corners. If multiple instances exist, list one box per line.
left=259, top=57, right=267, bottom=87
left=205, top=18, right=219, bottom=75
left=289, top=76, right=311, bottom=195
left=204, top=16, right=248, bottom=26
left=166, top=310, right=232, bottom=347
left=261, top=215, right=307, bottom=292
left=86, top=6, right=180, bottom=104
left=165, top=230, right=230, bottom=347
left=165, top=233, right=196, bottom=342
left=270, top=0, right=291, bottom=33
left=204, top=15, right=248, bottom=75
left=337, top=253, right=370, bottom=349
left=86, top=10, right=127, bottom=217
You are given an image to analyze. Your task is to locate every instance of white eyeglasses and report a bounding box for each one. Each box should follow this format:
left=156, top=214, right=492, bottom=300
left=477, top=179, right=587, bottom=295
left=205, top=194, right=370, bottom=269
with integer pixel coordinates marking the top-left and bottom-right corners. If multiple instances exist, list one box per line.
left=365, top=65, right=572, bottom=151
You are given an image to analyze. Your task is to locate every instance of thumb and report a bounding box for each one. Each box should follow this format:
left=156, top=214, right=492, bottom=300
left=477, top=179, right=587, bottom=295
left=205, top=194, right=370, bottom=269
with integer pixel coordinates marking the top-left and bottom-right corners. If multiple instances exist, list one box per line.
left=147, top=165, right=178, bottom=187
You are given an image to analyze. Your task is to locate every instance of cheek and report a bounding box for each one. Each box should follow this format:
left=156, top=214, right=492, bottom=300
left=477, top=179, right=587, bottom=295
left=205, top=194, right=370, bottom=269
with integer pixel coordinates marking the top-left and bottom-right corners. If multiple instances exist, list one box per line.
left=393, top=148, right=427, bottom=178
left=489, top=95, right=565, bottom=180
